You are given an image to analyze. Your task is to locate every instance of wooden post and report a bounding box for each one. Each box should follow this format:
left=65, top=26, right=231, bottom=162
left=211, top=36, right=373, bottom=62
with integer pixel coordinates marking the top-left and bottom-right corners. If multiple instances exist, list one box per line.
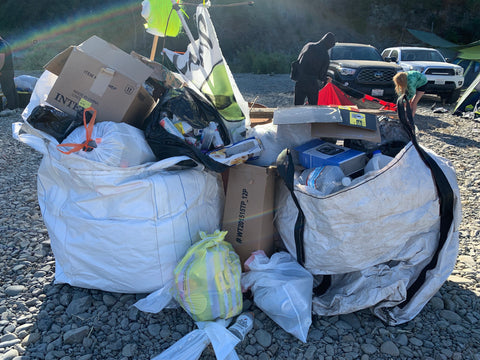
left=150, top=35, right=159, bottom=61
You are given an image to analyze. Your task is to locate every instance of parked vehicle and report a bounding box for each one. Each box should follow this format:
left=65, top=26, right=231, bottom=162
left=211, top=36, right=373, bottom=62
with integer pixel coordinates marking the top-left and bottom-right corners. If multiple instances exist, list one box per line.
left=328, top=43, right=402, bottom=101
left=381, top=46, right=464, bottom=103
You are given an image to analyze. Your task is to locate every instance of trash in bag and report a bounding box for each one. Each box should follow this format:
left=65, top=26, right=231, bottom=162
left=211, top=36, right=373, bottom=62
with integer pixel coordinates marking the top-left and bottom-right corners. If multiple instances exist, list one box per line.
left=344, top=116, right=410, bottom=157
left=60, top=119, right=156, bottom=167
left=26, top=105, right=82, bottom=143
left=134, top=230, right=243, bottom=320
left=134, top=230, right=244, bottom=360
left=144, top=103, right=228, bottom=173
left=241, top=250, right=313, bottom=343
left=174, top=230, right=243, bottom=322
left=152, top=86, right=231, bottom=145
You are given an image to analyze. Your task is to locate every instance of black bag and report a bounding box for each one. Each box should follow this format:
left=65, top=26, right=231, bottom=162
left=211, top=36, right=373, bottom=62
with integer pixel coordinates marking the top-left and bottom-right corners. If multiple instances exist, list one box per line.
left=26, top=105, right=83, bottom=143
left=144, top=101, right=228, bottom=173
left=290, top=60, right=300, bottom=81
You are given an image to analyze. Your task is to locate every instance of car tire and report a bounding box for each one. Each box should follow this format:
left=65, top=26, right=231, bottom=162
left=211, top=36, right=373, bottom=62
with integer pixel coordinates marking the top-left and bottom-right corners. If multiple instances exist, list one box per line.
left=442, top=89, right=461, bottom=104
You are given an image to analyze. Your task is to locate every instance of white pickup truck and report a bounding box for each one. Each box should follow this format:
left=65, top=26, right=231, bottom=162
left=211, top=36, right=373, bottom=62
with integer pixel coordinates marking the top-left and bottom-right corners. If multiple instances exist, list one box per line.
left=381, top=46, right=464, bottom=103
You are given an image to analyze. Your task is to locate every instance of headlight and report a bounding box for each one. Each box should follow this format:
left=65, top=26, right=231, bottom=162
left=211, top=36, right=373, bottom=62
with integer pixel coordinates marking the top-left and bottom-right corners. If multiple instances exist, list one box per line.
left=412, top=66, right=425, bottom=73
left=339, top=67, right=356, bottom=76
left=455, top=67, right=464, bottom=76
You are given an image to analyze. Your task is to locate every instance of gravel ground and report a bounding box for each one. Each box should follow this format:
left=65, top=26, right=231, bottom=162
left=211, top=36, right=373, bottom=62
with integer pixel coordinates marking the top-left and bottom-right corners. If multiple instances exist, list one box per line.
left=1, top=73, right=480, bottom=360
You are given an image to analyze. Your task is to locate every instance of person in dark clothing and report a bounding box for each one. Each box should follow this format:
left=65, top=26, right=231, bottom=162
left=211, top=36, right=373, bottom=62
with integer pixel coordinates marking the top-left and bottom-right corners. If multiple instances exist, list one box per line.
left=292, top=32, right=336, bottom=106
left=0, top=35, right=19, bottom=110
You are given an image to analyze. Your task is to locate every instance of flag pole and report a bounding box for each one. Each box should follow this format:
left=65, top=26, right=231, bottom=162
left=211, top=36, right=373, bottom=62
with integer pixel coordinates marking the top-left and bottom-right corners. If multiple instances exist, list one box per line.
left=150, top=35, right=159, bottom=61
left=169, top=0, right=200, bottom=60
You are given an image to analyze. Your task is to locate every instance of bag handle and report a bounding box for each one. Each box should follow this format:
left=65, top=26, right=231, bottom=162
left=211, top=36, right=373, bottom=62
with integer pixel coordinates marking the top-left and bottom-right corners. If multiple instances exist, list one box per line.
left=396, top=94, right=455, bottom=308
left=276, top=148, right=306, bottom=266
left=56, top=107, right=98, bottom=154
left=276, top=148, right=332, bottom=296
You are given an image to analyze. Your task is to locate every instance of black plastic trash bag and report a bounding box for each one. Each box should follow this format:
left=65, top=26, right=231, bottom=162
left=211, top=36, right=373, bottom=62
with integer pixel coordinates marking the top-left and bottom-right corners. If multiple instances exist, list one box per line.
left=26, top=105, right=83, bottom=143
left=144, top=103, right=228, bottom=173
left=150, top=87, right=231, bottom=145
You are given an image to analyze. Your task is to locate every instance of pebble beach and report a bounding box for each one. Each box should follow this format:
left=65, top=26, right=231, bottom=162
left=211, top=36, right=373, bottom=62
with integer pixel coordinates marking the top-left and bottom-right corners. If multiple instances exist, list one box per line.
left=1, top=73, right=480, bottom=360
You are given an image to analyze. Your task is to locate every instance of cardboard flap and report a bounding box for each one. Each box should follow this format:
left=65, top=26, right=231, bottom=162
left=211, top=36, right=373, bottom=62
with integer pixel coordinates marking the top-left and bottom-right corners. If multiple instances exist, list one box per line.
left=78, top=36, right=153, bottom=82
left=90, top=67, right=115, bottom=96
left=44, top=46, right=74, bottom=75
left=273, top=106, right=343, bottom=125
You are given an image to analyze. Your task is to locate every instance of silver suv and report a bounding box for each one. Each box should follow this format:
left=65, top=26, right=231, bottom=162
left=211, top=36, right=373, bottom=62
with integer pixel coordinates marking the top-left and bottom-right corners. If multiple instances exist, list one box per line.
left=381, top=46, right=464, bottom=103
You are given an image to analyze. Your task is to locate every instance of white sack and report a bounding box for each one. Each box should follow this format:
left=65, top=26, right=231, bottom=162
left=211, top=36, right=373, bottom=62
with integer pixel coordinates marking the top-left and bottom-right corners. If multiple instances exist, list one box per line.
left=275, top=142, right=461, bottom=324
left=61, top=121, right=156, bottom=167
left=14, top=121, right=224, bottom=293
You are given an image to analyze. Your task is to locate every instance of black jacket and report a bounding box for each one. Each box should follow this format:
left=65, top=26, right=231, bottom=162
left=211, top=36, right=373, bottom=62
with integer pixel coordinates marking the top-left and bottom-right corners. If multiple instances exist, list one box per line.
left=296, top=32, right=336, bottom=82
left=0, top=38, right=14, bottom=71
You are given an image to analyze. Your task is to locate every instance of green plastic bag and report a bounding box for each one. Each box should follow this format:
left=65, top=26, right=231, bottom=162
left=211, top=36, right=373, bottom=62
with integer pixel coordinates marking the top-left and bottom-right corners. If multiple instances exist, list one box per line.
left=173, top=230, right=243, bottom=322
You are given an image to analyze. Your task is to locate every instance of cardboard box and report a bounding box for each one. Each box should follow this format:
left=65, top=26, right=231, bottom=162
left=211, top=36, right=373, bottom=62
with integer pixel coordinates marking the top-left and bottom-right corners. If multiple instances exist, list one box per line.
left=295, top=139, right=367, bottom=176
left=222, top=163, right=276, bottom=268
left=44, top=36, right=155, bottom=128
left=273, top=105, right=381, bottom=142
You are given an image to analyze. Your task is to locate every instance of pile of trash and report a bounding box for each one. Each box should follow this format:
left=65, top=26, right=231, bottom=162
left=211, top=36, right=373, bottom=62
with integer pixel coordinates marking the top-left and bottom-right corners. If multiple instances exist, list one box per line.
left=12, top=3, right=462, bottom=359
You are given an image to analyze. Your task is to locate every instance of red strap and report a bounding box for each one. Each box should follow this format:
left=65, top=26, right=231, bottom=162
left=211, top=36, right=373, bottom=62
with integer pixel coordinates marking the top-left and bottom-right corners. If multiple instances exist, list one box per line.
left=362, top=94, right=397, bottom=111
left=57, top=107, right=97, bottom=154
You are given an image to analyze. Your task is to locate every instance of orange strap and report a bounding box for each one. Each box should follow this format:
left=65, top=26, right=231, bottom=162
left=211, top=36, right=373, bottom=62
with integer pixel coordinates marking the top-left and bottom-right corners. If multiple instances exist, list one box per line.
left=57, top=107, right=98, bottom=154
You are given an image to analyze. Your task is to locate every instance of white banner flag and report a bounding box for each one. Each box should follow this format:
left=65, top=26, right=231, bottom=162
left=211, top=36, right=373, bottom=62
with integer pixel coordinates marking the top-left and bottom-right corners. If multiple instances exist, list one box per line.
left=163, top=5, right=249, bottom=142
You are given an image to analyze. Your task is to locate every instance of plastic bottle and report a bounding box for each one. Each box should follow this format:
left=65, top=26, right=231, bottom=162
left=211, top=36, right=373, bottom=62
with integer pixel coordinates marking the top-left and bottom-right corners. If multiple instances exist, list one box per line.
left=297, top=165, right=351, bottom=195
left=228, top=312, right=254, bottom=341
left=160, top=116, right=185, bottom=140
left=363, top=150, right=393, bottom=174
left=200, top=122, right=216, bottom=150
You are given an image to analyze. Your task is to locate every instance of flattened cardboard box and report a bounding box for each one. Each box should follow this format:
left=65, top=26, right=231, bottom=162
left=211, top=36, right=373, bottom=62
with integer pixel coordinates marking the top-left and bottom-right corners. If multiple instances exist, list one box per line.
left=273, top=105, right=381, bottom=142
left=44, top=36, right=155, bottom=128
left=222, top=163, right=276, bottom=268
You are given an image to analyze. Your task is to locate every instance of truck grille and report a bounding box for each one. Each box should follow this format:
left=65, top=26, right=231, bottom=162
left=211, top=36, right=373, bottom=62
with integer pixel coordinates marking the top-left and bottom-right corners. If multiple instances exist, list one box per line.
left=425, top=68, right=455, bottom=76
left=357, top=69, right=397, bottom=84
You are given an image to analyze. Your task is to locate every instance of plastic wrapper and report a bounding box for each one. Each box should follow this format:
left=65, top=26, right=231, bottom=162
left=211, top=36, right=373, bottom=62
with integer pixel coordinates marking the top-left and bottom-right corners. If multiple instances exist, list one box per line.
left=241, top=251, right=313, bottom=343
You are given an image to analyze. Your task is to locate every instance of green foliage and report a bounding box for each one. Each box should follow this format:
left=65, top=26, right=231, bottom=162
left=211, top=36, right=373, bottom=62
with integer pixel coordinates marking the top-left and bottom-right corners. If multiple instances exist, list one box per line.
left=2, top=0, right=480, bottom=73
left=229, top=46, right=294, bottom=74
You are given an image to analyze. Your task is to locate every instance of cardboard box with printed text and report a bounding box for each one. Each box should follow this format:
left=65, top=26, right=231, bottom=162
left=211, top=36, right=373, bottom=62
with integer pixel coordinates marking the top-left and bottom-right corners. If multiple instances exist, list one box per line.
left=44, top=36, right=155, bottom=128
left=222, top=163, right=276, bottom=268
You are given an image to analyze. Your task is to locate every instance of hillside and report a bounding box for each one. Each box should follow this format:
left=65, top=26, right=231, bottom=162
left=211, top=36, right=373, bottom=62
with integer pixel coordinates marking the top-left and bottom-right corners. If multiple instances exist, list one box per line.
left=1, top=0, right=479, bottom=73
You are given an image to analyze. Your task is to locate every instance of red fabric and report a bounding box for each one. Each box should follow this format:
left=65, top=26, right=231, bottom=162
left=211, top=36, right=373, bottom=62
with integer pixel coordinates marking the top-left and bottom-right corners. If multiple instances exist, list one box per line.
left=317, top=83, right=355, bottom=106
left=362, top=94, right=397, bottom=111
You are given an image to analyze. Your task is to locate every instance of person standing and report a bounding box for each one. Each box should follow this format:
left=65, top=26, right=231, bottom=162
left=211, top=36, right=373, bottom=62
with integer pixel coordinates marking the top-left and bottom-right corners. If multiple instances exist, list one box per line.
left=292, top=32, right=336, bottom=106
left=0, top=35, right=19, bottom=110
left=393, top=70, right=427, bottom=117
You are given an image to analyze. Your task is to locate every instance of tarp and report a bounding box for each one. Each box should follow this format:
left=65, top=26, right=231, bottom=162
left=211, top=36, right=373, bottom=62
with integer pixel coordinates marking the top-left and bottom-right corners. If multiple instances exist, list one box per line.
left=454, top=72, right=480, bottom=114
left=317, top=83, right=355, bottom=106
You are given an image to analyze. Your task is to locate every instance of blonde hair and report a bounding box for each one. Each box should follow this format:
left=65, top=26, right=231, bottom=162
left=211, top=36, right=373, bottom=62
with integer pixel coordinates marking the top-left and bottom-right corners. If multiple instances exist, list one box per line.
left=393, top=72, right=408, bottom=96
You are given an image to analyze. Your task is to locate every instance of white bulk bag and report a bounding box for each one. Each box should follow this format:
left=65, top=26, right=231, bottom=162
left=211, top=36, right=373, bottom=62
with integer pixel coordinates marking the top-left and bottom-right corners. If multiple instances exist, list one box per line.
left=275, top=140, right=461, bottom=324
left=14, top=121, right=224, bottom=294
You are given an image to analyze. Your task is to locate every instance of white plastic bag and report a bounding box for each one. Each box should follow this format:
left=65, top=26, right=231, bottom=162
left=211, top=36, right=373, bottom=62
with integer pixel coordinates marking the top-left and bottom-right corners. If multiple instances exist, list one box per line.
left=60, top=120, right=156, bottom=167
left=241, top=251, right=313, bottom=343
left=151, top=319, right=240, bottom=360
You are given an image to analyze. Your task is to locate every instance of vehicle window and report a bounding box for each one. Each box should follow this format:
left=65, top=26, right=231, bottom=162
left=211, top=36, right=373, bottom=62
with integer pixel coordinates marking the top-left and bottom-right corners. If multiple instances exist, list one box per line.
left=402, top=49, right=445, bottom=62
left=390, top=50, right=398, bottom=60
left=331, top=46, right=383, bottom=61
left=381, top=49, right=390, bottom=59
